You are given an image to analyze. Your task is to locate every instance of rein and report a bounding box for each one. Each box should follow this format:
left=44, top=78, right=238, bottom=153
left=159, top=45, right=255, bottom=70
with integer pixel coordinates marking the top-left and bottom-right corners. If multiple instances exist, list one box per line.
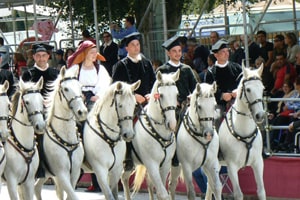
left=137, top=112, right=175, bottom=167
left=0, top=144, right=5, bottom=166
left=182, top=95, right=215, bottom=167
left=225, top=105, right=258, bottom=167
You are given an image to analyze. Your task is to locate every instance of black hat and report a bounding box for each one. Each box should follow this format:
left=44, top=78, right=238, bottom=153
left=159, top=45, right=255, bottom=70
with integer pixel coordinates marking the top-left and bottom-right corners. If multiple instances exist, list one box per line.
left=211, top=39, right=228, bottom=53
left=122, top=32, right=141, bottom=46
left=32, top=43, right=54, bottom=54
left=55, top=49, right=64, bottom=55
left=162, top=35, right=181, bottom=51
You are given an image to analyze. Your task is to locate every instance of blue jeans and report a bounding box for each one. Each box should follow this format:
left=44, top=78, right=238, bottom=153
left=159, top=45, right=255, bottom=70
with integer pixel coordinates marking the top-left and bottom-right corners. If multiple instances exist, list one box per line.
left=193, top=167, right=207, bottom=193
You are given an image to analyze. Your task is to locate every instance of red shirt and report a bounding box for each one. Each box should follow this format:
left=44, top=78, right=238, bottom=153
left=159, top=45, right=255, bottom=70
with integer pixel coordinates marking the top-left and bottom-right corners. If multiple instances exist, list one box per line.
left=274, top=63, right=297, bottom=90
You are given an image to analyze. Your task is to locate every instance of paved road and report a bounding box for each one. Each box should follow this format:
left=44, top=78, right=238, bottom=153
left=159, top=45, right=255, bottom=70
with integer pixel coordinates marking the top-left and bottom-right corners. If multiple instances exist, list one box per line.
left=0, top=183, right=191, bottom=200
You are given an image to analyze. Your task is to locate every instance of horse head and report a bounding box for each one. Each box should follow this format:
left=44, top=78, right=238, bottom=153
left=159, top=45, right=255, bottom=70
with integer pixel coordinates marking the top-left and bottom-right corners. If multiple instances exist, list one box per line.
left=114, top=80, right=140, bottom=142
left=58, top=66, right=88, bottom=121
left=0, top=80, right=10, bottom=141
left=190, top=82, right=217, bottom=136
left=18, top=77, right=46, bottom=134
left=238, top=63, right=265, bottom=123
left=149, top=71, right=179, bottom=132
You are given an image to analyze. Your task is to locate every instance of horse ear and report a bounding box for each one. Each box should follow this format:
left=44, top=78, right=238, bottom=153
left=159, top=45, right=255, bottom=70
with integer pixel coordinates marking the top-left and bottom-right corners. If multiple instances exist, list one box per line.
left=172, top=70, right=180, bottom=82
left=212, top=81, right=217, bottom=93
left=3, top=80, right=9, bottom=93
left=60, top=65, right=67, bottom=78
left=156, top=71, right=162, bottom=82
left=257, top=63, right=264, bottom=77
left=242, top=62, right=248, bottom=78
left=196, top=83, right=201, bottom=94
left=116, top=82, right=123, bottom=91
left=36, top=77, right=44, bottom=90
left=19, top=77, right=25, bottom=90
left=131, top=80, right=141, bottom=92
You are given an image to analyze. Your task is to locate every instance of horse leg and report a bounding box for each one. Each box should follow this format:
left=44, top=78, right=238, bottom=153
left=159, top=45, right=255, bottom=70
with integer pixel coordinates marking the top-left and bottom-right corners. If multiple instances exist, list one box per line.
left=20, top=178, right=35, bottom=200
left=146, top=173, right=155, bottom=200
left=6, top=178, right=19, bottom=200
left=202, top=165, right=222, bottom=200
left=181, top=164, right=196, bottom=200
left=54, top=173, right=79, bottom=200
left=34, top=177, right=49, bottom=200
left=252, top=158, right=266, bottom=200
left=121, top=170, right=133, bottom=200
left=227, top=165, right=243, bottom=200
left=53, top=177, right=65, bottom=200
left=94, top=168, right=115, bottom=200
left=146, top=166, right=169, bottom=200
left=168, top=165, right=181, bottom=200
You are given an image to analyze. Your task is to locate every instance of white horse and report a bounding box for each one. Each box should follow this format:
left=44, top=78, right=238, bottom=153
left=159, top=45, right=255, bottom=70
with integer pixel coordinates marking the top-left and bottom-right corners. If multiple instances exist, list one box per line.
left=83, top=80, right=141, bottom=200
left=34, top=66, right=88, bottom=200
left=168, top=82, right=222, bottom=200
left=4, top=77, right=45, bottom=200
left=0, top=80, right=10, bottom=193
left=121, top=71, right=180, bottom=200
left=209, top=64, right=266, bottom=200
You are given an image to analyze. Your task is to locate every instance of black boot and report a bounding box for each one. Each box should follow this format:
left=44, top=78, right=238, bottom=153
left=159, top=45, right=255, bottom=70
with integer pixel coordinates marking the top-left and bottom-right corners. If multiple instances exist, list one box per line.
left=123, top=142, right=134, bottom=171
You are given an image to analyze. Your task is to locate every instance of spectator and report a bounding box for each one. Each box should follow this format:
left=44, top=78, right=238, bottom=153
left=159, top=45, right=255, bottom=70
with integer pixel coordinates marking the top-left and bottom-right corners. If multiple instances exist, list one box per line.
left=199, top=54, right=216, bottom=84
left=81, top=29, right=96, bottom=45
left=178, top=36, right=188, bottom=62
left=110, top=16, right=137, bottom=59
left=254, top=56, right=265, bottom=69
left=184, top=37, right=210, bottom=75
left=64, top=48, right=75, bottom=67
left=285, top=32, right=300, bottom=64
left=256, top=30, right=274, bottom=94
left=273, top=34, right=287, bottom=60
left=0, top=48, right=15, bottom=98
left=0, top=37, right=10, bottom=70
left=295, top=51, right=300, bottom=75
left=209, top=31, right=220, bottom=49
left=99, top=31, right=118, bottom=76
left=270, top=52, right=297, bottom=97
left=228, top=36, right=245, bottom=65
left=240, top=35, right=260, bottom=67
left=26, top=49, right=35, bottom=68
left=13, top=52, right=27, bottom=77
left=112, top=32, right=156, bottom=171
left=55, top=49, right=66, bottom=70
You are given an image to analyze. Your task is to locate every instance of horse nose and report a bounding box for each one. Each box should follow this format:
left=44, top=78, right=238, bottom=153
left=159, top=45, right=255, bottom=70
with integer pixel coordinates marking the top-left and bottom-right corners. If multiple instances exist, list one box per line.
left=35, top=122, right=45, bottom=133
left=77, top=109, right=88, bottom=118
left=122, top=131, right=135, bottom=142
left=255, top=111, right=265, bottom=123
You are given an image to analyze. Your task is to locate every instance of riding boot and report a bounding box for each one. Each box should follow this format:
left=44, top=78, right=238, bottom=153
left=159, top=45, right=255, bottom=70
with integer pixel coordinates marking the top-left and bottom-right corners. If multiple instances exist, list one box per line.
left=36, top=134, right=45, bottom=178
left=123, top=142, right=134, bottom=171
left=171, top=152, right=179, bottom=167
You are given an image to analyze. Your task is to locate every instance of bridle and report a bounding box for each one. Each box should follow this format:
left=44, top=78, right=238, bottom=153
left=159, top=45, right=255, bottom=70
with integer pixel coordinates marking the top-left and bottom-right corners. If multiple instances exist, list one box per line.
left=87, top=89, right=135, bottom=171
left=55, top=77, right=84, bottom=121
left=153, top=82, right=177, bottom=124
left=10, top=89, right=44, bottom=127
left=237, top=76, right=263, bottom=117
left=0, top=92, right=9, bottom=122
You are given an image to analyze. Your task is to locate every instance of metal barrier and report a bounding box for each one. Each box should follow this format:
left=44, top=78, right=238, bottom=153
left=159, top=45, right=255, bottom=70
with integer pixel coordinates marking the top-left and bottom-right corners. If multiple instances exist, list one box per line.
left=264, top=96, right=300, bottom=157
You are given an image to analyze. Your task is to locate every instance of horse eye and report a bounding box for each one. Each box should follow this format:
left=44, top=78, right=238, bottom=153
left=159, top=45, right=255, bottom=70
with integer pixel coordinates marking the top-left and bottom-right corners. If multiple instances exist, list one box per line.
left=246, top=88, right=251, bottom=92
left=160, top=94, right=163, bottom=98
left=64, top=87, right=69, bottom=92
left=25, top=101, right=29, bottom=105
left=119, top=104, right=123, bottom=108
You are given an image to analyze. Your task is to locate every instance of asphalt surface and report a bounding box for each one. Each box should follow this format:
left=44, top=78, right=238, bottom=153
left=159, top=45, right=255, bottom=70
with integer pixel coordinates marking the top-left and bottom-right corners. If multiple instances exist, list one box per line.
left=0, top=183, right=190, bottom=200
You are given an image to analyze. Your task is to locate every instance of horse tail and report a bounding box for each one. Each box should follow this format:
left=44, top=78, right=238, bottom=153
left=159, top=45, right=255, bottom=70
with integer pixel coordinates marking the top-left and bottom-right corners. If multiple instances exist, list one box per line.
left=132, top=165, right=147, bottom=194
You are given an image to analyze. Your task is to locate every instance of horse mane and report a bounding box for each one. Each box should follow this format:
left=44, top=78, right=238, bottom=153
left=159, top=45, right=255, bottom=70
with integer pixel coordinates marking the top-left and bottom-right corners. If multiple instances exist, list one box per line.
left=44, top=74, right=63, bottom=124
left=10, top=90, right=21, bottom=117
left=89, top=82, right=120, bottom=116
